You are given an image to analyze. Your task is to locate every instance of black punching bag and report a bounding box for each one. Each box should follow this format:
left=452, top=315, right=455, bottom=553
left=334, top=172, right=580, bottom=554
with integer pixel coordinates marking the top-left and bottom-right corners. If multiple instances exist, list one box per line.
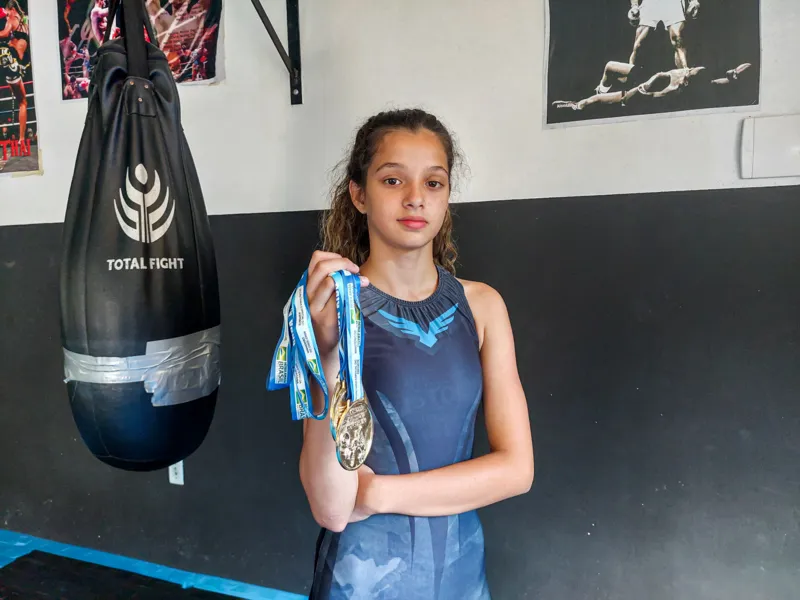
left=59, top=0, right=221, bottom=471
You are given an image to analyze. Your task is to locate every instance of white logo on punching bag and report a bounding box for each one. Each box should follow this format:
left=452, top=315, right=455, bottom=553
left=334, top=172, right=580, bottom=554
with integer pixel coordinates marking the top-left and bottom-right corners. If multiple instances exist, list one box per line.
left=114, top=164, right=176, bottom=243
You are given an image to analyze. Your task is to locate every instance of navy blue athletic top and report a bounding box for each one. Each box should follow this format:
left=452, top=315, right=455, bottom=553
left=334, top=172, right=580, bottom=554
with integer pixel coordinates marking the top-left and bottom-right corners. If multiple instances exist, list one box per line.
left=310, top=266, right=491, bottom=600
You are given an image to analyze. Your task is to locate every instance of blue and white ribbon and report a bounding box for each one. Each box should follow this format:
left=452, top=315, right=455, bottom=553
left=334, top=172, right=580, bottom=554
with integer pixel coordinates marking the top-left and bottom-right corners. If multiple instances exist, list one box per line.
left=267, top=270, right=365, bottom=425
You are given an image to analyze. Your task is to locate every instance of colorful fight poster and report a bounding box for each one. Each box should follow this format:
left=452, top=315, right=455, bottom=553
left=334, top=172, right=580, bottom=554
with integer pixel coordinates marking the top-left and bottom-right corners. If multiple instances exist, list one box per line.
left=58, top=0, right=222, bottom=101
left=0, top=0, right=40, bottom=175
left=544, top=0, right=761, bottom=126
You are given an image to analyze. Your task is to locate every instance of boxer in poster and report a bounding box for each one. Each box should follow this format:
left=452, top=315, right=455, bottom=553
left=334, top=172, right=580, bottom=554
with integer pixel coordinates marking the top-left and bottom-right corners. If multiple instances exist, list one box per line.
left=0, top=0, right=39, bottom=174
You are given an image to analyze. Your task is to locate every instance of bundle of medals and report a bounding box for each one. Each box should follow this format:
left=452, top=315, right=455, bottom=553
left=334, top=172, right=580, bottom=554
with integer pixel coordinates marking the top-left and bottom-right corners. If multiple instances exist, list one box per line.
left=268, top=269, right=374, bottom=471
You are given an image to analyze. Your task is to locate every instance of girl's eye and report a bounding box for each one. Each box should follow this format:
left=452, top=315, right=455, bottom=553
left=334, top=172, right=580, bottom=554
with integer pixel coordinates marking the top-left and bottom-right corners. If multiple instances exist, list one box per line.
left=384, top=178, right=401, bottom=186
left=428, top=181, right=444, bottom=188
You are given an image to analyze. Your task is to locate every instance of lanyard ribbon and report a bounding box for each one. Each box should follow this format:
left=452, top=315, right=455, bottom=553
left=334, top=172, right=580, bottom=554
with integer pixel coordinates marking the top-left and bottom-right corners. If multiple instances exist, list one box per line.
left=267, top=269, right=372, bottom=470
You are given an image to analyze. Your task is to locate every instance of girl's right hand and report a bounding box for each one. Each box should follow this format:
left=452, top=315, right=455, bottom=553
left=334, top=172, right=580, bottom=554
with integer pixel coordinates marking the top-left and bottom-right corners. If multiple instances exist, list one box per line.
left=305, top=251, right=369, bottom=360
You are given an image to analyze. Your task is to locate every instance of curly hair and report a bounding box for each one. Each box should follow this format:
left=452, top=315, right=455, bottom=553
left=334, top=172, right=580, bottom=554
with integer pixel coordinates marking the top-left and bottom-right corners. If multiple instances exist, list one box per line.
left=320, top=108, right=463, bottom=275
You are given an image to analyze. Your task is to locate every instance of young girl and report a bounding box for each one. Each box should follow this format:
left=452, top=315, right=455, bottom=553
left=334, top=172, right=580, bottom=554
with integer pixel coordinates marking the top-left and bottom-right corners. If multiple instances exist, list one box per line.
left=299, top=108, right=534, bottom=599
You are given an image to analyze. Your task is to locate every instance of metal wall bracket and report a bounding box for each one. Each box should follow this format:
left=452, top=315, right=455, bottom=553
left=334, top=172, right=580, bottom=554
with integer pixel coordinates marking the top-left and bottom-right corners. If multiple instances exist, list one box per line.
left=251, top=0, right=302, bottom=105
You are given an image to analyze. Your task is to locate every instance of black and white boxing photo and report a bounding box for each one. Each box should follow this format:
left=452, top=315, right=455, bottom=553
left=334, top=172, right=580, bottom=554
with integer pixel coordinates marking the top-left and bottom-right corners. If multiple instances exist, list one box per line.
left=545, top=0, right=761, bottom=125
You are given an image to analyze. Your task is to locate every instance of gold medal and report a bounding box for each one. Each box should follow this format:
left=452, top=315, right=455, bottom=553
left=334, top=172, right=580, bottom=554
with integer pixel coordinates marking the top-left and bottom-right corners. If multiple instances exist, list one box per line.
left=335, top=397, right=374, bottom=471
left=329, top=380, right=349, bottom=439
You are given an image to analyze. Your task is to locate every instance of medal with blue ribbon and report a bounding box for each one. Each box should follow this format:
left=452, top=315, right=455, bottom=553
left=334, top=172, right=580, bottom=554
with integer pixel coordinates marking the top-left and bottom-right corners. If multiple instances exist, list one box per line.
left=268, top=269, right=374, bottom=470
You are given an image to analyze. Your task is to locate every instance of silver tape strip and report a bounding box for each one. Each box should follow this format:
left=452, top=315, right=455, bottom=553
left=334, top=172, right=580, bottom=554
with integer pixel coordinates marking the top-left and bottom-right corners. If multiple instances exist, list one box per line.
left=63, top=325, right=221, bottom=407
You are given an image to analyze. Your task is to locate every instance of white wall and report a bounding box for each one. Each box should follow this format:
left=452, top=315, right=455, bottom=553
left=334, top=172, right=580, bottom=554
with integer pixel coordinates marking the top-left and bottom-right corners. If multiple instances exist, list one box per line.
left=1, top=0, right=798, bottom=228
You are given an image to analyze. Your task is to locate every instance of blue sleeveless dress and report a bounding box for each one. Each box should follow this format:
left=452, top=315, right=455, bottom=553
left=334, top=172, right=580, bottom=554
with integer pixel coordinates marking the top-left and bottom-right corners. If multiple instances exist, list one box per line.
left=309, top=266, right=491, bottom=600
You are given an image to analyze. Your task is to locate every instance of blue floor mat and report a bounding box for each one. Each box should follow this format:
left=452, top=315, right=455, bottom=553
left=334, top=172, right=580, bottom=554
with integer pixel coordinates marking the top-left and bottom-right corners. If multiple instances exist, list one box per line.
left=0, top=529, right=306, bottom=600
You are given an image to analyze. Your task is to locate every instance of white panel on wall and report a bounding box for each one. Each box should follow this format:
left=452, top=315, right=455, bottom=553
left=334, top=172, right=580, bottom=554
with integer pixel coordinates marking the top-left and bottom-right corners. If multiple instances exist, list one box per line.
left=741, top=114, right=800, bottom=179
left=1, top=0, right=799, bottom=228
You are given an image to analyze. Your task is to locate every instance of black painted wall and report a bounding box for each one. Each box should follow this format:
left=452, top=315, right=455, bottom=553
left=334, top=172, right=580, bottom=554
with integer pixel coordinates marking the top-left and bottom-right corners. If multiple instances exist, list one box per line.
left=1, top=185, right=799, bottom=599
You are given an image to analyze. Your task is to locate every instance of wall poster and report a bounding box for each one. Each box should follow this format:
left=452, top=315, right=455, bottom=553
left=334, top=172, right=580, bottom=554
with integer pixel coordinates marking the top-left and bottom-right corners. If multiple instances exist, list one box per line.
left=58, top=0, right=222, bottom=101
left=1, top=0, right=40, bottom=175
left=544, top=0, right=761, bottom=126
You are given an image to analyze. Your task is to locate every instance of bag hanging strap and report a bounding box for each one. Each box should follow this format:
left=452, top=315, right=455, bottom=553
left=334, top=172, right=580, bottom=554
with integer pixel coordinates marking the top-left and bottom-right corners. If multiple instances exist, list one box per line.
left=102, top=0, right=157, bottom=80
left=103, top=0, right=158, bottom=49
left=102, top=0, right=120, bottom=44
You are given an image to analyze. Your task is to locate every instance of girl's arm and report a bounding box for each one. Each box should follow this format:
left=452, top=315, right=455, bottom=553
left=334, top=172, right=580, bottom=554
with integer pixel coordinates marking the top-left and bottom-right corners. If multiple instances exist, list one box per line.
left=352, top=282, right=534, bottom=519
left=298, top=253, right=364, bottom=532
left=300, top=354, right=359, bottom=531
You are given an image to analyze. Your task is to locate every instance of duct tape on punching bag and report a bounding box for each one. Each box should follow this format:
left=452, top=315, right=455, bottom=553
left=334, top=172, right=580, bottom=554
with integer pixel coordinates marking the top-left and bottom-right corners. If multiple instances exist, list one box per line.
left=59, top=0, right=221, bottom=471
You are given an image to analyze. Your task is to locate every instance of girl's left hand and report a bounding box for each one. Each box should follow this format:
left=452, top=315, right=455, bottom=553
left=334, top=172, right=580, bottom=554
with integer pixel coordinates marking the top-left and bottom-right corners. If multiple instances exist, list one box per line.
left=349, top=464, right=379, bottom=523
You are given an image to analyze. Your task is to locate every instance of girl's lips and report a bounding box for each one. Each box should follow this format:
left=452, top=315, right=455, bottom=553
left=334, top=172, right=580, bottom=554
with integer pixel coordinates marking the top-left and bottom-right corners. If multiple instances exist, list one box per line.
left=398, top=218, right=428, bottom=230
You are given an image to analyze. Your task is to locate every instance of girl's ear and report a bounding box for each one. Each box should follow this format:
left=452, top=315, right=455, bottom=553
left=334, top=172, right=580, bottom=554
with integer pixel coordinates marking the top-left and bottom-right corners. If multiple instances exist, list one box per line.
left=349, top=180, right=366, bottom=214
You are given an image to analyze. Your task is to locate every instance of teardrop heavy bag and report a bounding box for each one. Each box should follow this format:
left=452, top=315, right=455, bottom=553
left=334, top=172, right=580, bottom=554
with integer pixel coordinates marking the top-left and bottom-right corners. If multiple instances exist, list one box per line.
left=59, top=0, right=221, bottom=472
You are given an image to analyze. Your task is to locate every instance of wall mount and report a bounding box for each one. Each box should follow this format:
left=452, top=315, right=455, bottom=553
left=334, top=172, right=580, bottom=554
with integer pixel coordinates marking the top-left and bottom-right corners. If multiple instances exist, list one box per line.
left=251, top=0, right=302, bottom=105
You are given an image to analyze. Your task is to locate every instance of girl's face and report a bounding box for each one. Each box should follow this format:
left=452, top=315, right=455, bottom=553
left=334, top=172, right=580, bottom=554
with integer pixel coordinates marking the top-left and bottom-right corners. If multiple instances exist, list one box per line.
left=351, top=128, right=450, bottom=256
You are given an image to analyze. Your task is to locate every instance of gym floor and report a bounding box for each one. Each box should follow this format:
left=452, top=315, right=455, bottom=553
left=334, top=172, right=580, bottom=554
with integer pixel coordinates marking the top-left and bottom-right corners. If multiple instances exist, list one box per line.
left=0, top=529, right=302, bottom=600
